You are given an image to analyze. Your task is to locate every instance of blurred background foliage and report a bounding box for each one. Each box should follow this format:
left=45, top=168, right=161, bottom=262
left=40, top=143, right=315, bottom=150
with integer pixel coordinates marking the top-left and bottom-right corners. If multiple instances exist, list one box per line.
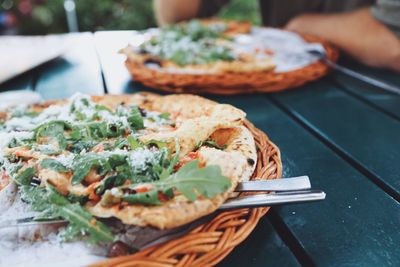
left=0, top=0, right=260, bottom=35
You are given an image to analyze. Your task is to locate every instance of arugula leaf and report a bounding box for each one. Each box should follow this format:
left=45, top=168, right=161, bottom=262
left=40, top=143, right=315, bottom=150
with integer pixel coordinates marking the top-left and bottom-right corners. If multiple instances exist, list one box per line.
left=71, top=153, right=110, bottom=185
left=20, top=185, right=50, bottom=212
left=67, top=193, right=89, bottom=205
left=123, top=190, right=161, bottom=205
left=95, top=104, right=112, bottom=113
left=95, top=174, right=127, bottom=195
left=194, top=139, right=227, bottom=151
left=159, top=139, right=180, bottom=180
left=59, top=224, right=84, bottom=242
left=146, top=139, right=167, bottom=149
left=8, top=137, right=34, bottom=149
left=159, top=113, right=170, bottom=120
left=127, top=106, right=144, bottom=130
left=108, top=154, right=128, bottom=168
left=70, top=121, right=121, bottom=141
left=127, top=135, right=142, bottom=150
left=71, top=153, right=129, bottom=185
left=122, top=160, right=230, bottom=205
left=106, top=123, right=125, bottom=137
left=86, top=122, right=108, bottom=138
left=112, top=137, right=128, bottom=150
left=46, top=185, right=115, bottom=242
left=156, top=160, right=230, bottom=201
left=14, top=167, right=36, bottom=186
left=40, top=158, right=69, bottom=173
left=35, top=120, right=70, bottom=150
left=67, top=140, right=98, bottom=154
left=21, top=185, right=115, bottom=243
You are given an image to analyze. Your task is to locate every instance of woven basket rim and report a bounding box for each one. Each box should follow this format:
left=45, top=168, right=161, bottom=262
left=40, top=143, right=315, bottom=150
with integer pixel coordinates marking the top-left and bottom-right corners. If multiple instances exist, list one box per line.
left=91, top=120, right=282, bottom=267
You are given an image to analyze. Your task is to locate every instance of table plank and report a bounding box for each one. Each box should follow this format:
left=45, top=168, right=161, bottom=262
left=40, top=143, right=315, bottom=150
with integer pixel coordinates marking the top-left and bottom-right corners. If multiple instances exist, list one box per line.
left=210, top=94, right=400, bottom=266
left=331, top=76, right=400, bottom=120
left=269, top=80, right=400, bottom=198
left=34, top=33, right=105, bottom=99
left=218, top=215, right=300, bottom=267
left=329, top=60, right=400, bottom=119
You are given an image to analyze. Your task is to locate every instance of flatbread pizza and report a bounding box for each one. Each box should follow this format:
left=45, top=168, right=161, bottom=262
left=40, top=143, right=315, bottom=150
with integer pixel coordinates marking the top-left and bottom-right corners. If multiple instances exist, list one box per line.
left=0, top=93, right=257, bottom=247
left=121, top=19, right=276, bottom=74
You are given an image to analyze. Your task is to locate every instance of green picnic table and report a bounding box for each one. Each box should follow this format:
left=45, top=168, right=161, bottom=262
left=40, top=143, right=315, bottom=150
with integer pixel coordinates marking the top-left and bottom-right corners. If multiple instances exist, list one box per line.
left=1, top=32, right=399, bottom=267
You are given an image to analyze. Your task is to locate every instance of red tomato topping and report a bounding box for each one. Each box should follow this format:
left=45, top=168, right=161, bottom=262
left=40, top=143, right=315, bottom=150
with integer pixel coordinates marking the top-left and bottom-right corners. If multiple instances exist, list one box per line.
left=264, top=49, right=274, bottom=55
left=175, top=151, right=200, bottom=170
left=158, top=191, right=170, bottom=202
left=135, top=186, right=151, bottom=193
left=88, top=182, right=101, bottom=201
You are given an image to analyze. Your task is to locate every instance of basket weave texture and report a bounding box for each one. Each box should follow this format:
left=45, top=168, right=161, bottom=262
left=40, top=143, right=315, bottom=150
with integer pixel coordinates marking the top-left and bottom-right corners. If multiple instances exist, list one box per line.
left=125, top=33, right=339, bottom=95
left=92, top=120, right=282, bottom=267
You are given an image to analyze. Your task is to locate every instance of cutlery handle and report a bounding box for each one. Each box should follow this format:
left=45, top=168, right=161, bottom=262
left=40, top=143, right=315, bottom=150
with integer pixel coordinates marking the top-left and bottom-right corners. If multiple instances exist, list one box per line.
left=235, top=176, right=311, bottom=192
left=219, top=190, right=326, bottom=209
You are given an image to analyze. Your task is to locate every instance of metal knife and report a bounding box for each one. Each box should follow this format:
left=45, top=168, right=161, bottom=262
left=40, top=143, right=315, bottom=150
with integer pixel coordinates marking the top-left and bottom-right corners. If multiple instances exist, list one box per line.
left=235, top=175, right=310, bottom=192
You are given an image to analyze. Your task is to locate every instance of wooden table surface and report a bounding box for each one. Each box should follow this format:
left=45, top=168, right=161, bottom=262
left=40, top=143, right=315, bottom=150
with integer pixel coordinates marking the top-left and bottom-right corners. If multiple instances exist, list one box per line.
left=1, top=32, right=399, bottom=267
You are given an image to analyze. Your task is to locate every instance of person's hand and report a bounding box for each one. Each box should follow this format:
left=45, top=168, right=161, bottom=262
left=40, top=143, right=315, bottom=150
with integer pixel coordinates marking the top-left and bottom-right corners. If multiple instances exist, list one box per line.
left=284, top=8, right=400, bottom=72
left=285, top=13, right=322, bottom=35
left=154, top=0, right=201, bottom=26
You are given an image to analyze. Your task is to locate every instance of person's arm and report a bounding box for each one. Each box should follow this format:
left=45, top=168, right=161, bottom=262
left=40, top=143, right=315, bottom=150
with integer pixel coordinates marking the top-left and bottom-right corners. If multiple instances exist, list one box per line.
left=153, top=0, right=229, bottom=26
left=285, top=8, right=400, bottom=72
left=154, top=0, right=201, bottom=26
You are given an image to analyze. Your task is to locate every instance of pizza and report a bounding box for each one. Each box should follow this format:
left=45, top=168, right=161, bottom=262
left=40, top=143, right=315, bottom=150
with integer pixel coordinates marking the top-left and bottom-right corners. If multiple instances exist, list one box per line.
left=121, top=19, right=276, bottom=74
left=0, top=93, right=257, bottom=246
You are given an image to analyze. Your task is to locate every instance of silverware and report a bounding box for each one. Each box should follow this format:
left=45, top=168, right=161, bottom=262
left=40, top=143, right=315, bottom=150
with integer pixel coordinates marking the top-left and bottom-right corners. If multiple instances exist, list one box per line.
left=308, top=48, right=400, bottom=96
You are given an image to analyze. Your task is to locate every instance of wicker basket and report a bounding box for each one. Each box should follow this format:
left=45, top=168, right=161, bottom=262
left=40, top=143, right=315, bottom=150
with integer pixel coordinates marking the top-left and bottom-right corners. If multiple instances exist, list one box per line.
left=91, top=120, right=282, bottom=267
left=125, top=33, right=339, bottom=95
